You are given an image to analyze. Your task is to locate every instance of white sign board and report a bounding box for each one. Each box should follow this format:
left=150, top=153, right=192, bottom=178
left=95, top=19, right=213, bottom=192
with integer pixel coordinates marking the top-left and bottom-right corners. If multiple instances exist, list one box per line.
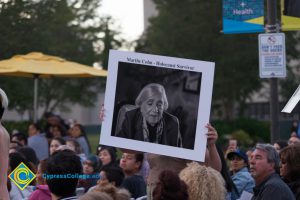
left=259, top=33, right=286, bottom=78
left=100, top=50, right=215, bottom=162
left=282, top=84, right=300, bottom=113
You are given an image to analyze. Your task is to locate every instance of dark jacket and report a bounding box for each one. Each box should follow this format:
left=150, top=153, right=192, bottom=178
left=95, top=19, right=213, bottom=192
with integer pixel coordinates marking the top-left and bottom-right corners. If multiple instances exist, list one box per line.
left=252, top=173, right=295, bottom=200
left=284, top=0, right=300, bottom=17
left=288, top=179, right=300, bottom=200
left=121, top=175, right=146, bottom=199
left=116, top=108, right=182, bottom=147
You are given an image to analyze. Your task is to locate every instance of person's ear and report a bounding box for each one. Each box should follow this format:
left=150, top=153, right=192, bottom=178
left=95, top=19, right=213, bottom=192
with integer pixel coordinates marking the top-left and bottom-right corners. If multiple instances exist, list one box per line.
left=135, top=161, right=142, bottom=171
left=269, top=162, right=275, bottom=171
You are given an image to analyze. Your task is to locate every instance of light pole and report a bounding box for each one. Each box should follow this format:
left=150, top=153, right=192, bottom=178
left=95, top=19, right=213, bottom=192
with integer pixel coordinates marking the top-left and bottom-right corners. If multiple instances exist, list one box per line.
left=267, top=0, right=280, bottom=143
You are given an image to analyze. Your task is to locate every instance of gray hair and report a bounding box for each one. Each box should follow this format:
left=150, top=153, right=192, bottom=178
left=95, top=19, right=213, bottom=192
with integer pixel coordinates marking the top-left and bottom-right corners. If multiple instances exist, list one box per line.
left=255, top=143, right=280, bottom=172
left=135, top=83, right=168, bottom=110
left=0, top=88, right=8, bottom=120
left=0, top=88, right=8, bottom=108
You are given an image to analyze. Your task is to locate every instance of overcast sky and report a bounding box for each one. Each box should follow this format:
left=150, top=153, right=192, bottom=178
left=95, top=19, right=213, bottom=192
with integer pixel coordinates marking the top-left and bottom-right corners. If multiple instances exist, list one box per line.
left=99, top=0, right=144, bottom=41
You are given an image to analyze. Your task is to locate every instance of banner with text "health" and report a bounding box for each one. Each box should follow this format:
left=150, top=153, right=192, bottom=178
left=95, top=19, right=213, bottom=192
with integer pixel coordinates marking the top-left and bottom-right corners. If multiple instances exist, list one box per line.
left=223, top=0, right=264, bottom=34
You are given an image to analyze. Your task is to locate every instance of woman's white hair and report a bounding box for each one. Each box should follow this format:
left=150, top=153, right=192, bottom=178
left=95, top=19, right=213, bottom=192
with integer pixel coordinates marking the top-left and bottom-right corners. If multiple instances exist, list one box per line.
left=135, top=83, right=168, bottom=110
left=0, top=88, right=8, bottom=108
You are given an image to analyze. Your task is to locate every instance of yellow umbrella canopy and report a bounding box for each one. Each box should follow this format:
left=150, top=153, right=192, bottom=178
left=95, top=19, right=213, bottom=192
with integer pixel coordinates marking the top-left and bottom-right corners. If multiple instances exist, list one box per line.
left=0, top=52, right=107, bottom=122
left=0, top=52, right=107, bottom=77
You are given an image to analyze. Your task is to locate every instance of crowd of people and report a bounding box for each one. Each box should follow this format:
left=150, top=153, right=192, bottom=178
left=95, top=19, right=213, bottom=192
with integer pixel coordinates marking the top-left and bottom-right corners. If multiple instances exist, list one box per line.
left=1, top=86, right=300, bottom=200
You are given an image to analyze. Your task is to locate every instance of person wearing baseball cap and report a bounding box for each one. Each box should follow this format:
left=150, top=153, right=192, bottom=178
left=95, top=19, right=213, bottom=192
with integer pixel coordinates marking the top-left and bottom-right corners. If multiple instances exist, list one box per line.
left=227, top=149, right=255, bottom=200
left=0, top=88, right=10, bottom=199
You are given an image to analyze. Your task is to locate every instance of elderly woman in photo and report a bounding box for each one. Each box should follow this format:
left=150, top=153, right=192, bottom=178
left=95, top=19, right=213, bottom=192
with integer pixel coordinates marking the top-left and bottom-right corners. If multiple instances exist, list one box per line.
left=116, top=83, right=182, bottom=147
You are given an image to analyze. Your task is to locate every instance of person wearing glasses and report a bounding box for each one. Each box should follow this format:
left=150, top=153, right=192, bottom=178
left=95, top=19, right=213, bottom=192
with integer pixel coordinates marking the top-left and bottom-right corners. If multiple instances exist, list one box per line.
left=227, top=149, right=255, bottom=200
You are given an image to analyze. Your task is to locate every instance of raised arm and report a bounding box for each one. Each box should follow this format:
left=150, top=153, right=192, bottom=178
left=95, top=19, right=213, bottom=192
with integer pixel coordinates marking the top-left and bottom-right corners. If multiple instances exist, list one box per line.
left=204, top=123, right=222, bottom=172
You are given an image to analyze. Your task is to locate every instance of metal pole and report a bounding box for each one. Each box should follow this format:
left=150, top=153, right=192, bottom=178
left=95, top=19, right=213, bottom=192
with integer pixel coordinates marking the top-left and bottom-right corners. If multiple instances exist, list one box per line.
left=33, top=74, right=38, bottom=123
left=270, top=78, right=279, bottom=143
left=267, top=0, right=280, bottom=143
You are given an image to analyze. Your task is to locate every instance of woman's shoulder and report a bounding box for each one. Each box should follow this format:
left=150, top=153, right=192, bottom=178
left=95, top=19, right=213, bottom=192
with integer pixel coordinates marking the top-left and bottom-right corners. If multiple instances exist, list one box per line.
left=124, top=108, right=142, bottom=121
left=76, top=136, right=89, bottom=146
left=234, top=168, right=253, bottom=180
left=163, top=111, right=179, bottom=123
left=125, top=107, right=140, bottom=115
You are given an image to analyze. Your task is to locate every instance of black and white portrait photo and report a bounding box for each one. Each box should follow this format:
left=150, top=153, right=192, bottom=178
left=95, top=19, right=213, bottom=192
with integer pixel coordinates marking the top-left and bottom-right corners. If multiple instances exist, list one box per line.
left=100, top=50, right=215, bottom=161
left=114, top=82, right=183, bottom=148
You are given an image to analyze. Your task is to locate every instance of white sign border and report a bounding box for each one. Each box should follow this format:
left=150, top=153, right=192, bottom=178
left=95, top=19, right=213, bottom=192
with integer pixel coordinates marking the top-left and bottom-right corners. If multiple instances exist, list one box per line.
left=100, top=50, right=215, bottom=162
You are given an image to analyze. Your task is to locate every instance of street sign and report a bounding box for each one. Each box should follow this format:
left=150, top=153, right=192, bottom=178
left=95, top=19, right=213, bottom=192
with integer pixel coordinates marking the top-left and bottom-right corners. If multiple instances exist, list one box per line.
left=258, top=33, right=286, bottom=78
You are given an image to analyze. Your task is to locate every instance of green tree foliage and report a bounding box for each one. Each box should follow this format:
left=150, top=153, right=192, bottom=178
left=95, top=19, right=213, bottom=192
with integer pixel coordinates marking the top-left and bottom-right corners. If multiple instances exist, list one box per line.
left=280, top=32, right=300, bottom=101
left=136, top=0, right=262, bottom=120
left=213, top=118, right=270, bottom=146
left=0, top=0, right=121, bottom=119
left=98, top=16, right=124, bottom=69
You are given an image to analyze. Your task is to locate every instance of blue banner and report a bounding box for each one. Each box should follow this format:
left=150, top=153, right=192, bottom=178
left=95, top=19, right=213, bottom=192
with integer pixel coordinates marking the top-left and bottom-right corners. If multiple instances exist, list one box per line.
left=223, top=0, right=264, bottom=34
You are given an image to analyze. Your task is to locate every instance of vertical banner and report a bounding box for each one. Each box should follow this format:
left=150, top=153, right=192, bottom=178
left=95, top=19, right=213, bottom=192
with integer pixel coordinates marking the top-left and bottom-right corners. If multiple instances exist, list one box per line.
left=223, top=0, right=264, bottom=34
left=281, top=0, right=300, bottom=31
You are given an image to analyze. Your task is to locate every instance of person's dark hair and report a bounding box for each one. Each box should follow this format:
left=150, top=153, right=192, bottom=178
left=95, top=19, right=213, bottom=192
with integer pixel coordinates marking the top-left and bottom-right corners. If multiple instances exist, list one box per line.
left=98, top=145, right=117, bottom=167
left=44, top=112, right=55, bottom=118
left=101, top=165, right=125, bottom=187
left=12, top=132, right=27, bottom=145
left=73, top=123, right=91, bottom=153
left=31, top=123, right=41, bottom=132
left=0, top=107, right=4, bottom=120
left=46, top=149, right=82, bottom=198
left=274, top=140, right=288, bottom=150
left=9, top=151, right=37, bottom=186
left=7, top=178, right=11, bottom=192
left=279, top=144, right=300, bottom=181
left=96, top=145, right=117, bottom=156
left=216, top=145, right=237, bottom=193
left=153, top=170, right=188, bottom=200
left=39, top=159, right=49, bottom=174
left=66, top=138, right=82, bottom=154
left=50, top=137, right=66, bottom=146
left=9, top=152, right=29, bottom=172
left=134, top=153, right=144, bottom=170
left=9, top=151, right=36, bottom=185
left=37, top=159, right=48, bottom=185
left=51, top=124, right=67, bottom=137
left=18, top=146, right=39, bottom=166
left=85, top=155, right=100, bottom=173
left=9, top=141, right=23, bottom=152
